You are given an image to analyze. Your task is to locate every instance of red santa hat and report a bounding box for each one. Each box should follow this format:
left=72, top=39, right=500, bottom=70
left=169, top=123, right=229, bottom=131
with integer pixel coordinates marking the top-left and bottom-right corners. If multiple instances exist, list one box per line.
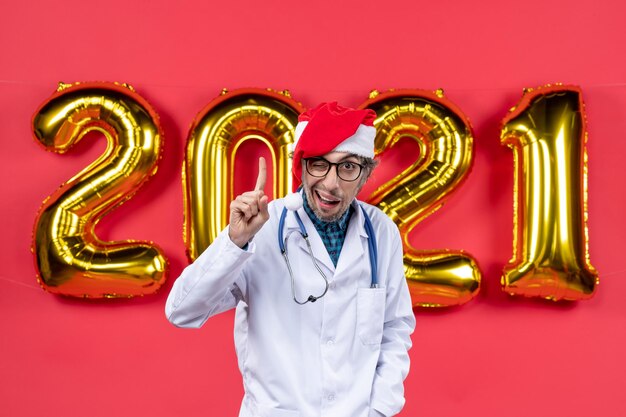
left=292, top=102, right=377, bottom=191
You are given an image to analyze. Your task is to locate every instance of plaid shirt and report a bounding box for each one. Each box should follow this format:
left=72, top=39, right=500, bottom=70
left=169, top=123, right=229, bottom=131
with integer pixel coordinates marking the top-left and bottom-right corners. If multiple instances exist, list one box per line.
left=302, top=192, right=353, bottom=267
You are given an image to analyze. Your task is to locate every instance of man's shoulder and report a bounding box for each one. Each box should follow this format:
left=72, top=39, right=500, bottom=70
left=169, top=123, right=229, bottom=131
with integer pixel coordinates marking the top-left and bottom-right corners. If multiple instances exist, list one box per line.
left=355, top=199, right=390, bottom=222
left=267, top=197, right=285, bottom=214
left=355, top=200, right=400, bottom=238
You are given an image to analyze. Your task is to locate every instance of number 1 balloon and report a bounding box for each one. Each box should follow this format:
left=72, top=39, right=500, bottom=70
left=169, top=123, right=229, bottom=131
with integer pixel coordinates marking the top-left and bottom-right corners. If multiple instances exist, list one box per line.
left=500, top=85, right=598, bottom=300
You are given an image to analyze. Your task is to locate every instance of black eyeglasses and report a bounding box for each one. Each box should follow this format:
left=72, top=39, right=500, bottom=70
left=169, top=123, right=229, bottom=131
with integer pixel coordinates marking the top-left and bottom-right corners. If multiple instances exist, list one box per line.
left=304, top=157, right=364, bottom=182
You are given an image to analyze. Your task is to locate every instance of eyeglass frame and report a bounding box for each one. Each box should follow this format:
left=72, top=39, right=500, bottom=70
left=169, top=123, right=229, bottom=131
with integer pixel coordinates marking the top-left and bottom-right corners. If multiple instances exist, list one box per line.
left=303, top=157, right=365, bottom=182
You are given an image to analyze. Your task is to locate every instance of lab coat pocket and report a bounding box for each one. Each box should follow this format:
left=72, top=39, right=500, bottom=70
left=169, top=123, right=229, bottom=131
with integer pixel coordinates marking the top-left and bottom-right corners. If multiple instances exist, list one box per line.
left=260, top=406, right=300, bottom=417
left=357, top=287, right=386, bottom=345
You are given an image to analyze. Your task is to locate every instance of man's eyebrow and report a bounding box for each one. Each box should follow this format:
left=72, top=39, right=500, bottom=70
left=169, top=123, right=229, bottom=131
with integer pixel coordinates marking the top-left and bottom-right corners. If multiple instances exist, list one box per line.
left=338, top=155, right=361, bottom=162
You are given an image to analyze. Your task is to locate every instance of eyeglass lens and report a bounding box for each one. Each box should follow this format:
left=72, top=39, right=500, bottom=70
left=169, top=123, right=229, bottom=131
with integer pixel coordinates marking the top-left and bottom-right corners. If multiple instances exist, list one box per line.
left=306, top=158, right=362, bottom=181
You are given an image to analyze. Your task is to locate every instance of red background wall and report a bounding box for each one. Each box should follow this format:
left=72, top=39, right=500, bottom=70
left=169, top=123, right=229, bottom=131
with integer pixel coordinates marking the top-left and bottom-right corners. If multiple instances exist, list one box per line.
left=1, top=1, right=625, bottom=416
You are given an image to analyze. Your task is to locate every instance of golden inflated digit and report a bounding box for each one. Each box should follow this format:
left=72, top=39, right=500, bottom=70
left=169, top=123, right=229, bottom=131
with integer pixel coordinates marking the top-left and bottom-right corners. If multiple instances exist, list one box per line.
left=361, top=89, right=480, bottom=307
left=183, top=88, right=303, bottom=260
left=500, top=85, right=598, bottom=300
left=32, top=82, right=167, bottom=298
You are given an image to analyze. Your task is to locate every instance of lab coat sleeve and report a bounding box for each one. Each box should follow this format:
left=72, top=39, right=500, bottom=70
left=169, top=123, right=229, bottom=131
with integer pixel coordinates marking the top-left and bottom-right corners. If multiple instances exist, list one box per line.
left=165, top=227, right=254, bottom=328
left=370, top=229, right=416, bottom=417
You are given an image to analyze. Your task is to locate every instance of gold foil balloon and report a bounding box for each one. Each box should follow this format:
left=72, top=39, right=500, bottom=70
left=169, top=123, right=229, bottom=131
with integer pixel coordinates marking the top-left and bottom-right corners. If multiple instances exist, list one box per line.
left=183, top=88, right=303, bottom=260
left=361, top=89, right=480, bottom=307
left=32, top=82, right=168, bottom=298
left=500, top=85, right=598, bottom=300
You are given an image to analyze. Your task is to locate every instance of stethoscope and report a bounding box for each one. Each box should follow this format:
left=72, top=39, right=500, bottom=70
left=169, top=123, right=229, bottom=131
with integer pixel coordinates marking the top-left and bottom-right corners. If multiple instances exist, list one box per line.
left=277, top=195, right=378, bottom=305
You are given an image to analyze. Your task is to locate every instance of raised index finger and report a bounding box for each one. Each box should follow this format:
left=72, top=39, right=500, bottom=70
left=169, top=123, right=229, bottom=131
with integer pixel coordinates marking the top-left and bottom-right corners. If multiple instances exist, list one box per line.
left=254, top=157, right=267, bottom=192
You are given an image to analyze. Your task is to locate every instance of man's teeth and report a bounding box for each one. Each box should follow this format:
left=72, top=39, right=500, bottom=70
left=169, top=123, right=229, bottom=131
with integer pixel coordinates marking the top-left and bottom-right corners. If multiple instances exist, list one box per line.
left=317, top=192, right=339, bottom=203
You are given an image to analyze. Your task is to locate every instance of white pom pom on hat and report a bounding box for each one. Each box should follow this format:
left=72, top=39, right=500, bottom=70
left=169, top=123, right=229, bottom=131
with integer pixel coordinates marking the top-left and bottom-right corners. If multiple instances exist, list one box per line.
left=283, top=192, right=303, bottom=211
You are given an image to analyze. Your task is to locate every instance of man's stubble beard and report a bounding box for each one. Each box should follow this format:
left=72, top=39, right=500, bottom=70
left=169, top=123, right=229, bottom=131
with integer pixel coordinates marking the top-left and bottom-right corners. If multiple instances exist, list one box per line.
left=302, top=177, right=367, bottom=223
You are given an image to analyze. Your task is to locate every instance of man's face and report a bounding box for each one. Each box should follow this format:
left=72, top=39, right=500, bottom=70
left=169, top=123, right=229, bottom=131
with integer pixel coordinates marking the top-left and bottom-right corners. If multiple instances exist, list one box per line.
left=302, top=152, right=367, bottom=222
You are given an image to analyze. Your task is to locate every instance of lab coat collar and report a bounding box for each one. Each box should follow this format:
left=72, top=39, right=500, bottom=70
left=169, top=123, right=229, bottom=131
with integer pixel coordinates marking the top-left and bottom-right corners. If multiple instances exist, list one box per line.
left=283, top=196, right=368, bottom=275
left=334, top=199, right=368, bottom=277
left=283, top=195, right=367, bottom=235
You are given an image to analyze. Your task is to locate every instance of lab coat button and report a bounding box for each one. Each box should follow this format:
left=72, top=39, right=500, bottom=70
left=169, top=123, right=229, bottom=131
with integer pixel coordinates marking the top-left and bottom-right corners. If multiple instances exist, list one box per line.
left=326, top=339, right=334, bottom=346
left=328, top=394, right=335, bottom=401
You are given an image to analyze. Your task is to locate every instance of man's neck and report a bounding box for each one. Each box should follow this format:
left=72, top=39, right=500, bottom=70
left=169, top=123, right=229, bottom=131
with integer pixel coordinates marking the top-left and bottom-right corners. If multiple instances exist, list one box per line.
left=300, top=192, right=354, bottom=267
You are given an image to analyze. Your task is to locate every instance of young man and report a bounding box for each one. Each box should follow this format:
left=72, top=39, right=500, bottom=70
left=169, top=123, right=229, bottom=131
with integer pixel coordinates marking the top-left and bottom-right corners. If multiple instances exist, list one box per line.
left=166, top=102, right=415, bottom=417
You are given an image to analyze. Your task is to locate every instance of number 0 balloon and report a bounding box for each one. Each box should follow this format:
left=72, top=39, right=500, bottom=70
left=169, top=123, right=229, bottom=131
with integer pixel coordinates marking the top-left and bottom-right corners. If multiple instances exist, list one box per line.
left=183, top=88, right=303, bottom=260
left=32, top=82, right=168, bottom=298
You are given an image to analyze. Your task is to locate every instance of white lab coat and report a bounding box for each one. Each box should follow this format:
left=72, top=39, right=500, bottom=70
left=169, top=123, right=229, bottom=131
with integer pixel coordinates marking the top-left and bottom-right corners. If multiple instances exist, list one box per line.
left=165, top=198, right=415, bottom=417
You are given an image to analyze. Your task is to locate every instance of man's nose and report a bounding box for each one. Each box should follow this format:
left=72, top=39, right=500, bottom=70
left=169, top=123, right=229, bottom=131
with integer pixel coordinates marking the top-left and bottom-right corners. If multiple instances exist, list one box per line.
left=321, top=166, right=340, bottom=189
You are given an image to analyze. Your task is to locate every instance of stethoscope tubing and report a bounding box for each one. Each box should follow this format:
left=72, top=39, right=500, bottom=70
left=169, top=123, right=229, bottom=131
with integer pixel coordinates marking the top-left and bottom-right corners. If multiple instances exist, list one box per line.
left=278, top=201, right=379, bottom=304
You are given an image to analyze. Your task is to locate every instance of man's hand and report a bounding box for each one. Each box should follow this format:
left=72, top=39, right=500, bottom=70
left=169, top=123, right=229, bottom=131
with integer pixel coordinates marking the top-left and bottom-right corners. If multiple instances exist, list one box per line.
left=228, top=157, right=270, bottom=248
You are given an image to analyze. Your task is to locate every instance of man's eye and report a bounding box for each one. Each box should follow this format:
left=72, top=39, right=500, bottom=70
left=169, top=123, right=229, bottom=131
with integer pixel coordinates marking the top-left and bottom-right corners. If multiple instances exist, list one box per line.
left=341, top=162, right=357, bottom=170
left=310, top=161, right=328, bottom=170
